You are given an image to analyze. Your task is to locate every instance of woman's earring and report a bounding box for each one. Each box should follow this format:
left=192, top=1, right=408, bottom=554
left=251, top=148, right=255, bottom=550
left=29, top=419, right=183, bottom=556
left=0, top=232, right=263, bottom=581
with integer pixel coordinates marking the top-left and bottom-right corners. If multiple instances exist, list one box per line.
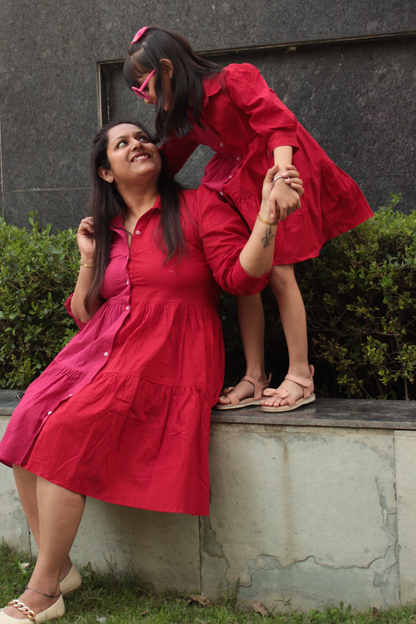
left=108, top=177, right=113, bottom=183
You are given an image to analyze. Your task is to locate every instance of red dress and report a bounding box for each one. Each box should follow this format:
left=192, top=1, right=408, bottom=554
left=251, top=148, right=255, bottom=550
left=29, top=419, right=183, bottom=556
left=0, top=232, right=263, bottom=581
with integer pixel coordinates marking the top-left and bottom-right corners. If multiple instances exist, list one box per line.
left=0, top=188, right=269, bottom=516
left=162, top=63, right=373, bottom=264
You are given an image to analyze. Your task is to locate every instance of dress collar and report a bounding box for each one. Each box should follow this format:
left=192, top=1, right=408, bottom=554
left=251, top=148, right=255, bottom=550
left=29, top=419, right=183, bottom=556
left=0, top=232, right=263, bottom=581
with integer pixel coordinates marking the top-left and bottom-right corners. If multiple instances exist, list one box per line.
left=110, top=195, right=162, bottom=230
left=202, top=71, right=224, bottom=106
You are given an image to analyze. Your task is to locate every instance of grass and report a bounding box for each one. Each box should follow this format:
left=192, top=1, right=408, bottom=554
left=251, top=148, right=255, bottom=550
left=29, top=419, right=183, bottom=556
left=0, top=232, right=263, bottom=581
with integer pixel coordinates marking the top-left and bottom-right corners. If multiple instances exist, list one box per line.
left=1, top=543, right=416, bottom=623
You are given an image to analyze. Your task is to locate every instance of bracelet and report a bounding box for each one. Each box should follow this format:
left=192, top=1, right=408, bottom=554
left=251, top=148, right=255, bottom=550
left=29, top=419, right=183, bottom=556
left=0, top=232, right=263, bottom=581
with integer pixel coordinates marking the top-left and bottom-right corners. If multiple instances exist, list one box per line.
left=272, top=175, right=284, bottom=186
left=257, top=213, right=278, bottom=226
left=80, top=262, right=95, bottom=268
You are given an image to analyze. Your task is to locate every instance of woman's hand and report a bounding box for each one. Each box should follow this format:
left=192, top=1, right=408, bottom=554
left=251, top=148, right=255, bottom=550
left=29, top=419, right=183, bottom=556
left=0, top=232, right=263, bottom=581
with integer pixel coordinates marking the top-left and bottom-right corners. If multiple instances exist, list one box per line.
left=267, top=164, right=302, bottom=222
left=77, top=217, right=96, bottom=262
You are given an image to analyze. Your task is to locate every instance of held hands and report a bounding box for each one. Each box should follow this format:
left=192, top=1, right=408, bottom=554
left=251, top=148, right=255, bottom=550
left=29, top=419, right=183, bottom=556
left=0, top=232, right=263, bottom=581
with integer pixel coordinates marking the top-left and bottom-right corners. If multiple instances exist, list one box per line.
left=265, top=164, right=303, bottom=221
left=77, top=217, right=96, bottom=263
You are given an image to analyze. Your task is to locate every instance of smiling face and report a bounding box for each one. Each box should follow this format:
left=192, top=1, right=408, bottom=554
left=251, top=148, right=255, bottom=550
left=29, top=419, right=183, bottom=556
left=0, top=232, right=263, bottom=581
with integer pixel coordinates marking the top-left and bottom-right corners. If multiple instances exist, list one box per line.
left=98, top=123, right=161, bottom=189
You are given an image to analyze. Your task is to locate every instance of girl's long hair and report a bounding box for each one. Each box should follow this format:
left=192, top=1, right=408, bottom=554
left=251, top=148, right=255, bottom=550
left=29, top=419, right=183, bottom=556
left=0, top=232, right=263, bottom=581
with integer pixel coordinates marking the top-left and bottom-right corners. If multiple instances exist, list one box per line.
left=84, top=120, right=185, bottom=314
left=124, top=26, right=222, bottom=142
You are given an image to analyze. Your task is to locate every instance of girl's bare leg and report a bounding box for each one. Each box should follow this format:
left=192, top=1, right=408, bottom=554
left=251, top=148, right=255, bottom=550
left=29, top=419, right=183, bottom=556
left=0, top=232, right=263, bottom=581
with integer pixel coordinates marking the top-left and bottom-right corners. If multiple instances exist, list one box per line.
left=217, top=293, right=268, bottom=404
left=13, top=465, right=73, bottom=580
left=261, top=264, right=310, bottom=407
left=4, top=475, right=85, bottom=619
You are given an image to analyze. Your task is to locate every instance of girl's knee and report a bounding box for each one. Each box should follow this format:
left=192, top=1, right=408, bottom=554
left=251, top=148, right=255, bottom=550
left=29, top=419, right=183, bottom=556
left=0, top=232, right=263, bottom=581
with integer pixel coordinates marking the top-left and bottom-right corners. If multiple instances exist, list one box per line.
left=270, top=264, right=295, bottom=288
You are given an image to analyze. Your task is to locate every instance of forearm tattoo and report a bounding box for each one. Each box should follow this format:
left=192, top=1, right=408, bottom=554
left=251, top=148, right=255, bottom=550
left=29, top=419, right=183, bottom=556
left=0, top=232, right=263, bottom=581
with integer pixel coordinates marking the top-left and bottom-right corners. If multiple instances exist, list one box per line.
left=262, top=225, right=275, bottom=249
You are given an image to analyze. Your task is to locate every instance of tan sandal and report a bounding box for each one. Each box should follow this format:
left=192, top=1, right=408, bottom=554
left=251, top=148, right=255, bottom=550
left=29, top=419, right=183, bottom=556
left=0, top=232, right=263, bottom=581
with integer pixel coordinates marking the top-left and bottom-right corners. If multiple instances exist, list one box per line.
left=0, top=594, right=64, bottom=623
left=214, top=374, right=271, bottom=410
left=261, top=365, right=315, bottom=412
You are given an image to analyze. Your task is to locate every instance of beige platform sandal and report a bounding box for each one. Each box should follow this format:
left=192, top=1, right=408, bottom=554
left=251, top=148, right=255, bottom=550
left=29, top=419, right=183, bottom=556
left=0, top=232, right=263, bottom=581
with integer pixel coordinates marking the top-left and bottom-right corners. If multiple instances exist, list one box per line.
left=214, top=374, right=271, bottom=410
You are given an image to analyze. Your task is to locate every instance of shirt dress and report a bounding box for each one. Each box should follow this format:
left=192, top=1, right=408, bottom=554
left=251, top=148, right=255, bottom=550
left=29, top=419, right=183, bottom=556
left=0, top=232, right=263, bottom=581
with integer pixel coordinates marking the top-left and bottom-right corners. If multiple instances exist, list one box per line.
left=161, top=63, right=373, bottom=264
left=0, top=186, right=269, bottom=516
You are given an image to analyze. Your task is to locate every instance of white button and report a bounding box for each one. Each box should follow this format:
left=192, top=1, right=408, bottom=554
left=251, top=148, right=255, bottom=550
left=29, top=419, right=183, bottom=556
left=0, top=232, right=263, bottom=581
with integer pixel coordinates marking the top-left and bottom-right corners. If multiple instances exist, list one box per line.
left=229, top=175, right=232, bottom=179
left=126, top=280, right=129, bottom=285
left=219, top=142, right=224, bottom=147
left=136, top=230, right=140, bottom=235
left=220, top=192, right=224, bottom=196
left=104, top=352, right=109, bottom=357
left=127, top=255, right=129, bottom=259
left=126, top=306, right=130, bottom=311
left=237, top=157, right=241, bottom=161
left=48, top=411, right=52, bottom=415
left=69, top=394, right=72, bottom=397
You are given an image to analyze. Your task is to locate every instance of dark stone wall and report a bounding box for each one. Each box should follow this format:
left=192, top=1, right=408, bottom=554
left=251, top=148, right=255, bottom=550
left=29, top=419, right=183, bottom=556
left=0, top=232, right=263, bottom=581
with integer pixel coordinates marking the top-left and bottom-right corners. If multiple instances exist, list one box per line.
left=0, top=1, right=415, bottom=230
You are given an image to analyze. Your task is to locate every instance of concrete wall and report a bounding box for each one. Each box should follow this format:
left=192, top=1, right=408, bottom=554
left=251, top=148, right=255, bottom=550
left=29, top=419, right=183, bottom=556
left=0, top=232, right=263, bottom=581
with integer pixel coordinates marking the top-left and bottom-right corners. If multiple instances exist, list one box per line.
left=0, top=1, right=415, bottom=231
left=3, top=412, right=416, bottom=612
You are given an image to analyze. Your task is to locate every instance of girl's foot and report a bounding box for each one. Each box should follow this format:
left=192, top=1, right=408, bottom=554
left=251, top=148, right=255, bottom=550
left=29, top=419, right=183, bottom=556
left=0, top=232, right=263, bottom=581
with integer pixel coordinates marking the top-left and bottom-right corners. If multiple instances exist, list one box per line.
left=261, top=366, right=315, bottom=412
left=215, top=375, right=270, bottom=410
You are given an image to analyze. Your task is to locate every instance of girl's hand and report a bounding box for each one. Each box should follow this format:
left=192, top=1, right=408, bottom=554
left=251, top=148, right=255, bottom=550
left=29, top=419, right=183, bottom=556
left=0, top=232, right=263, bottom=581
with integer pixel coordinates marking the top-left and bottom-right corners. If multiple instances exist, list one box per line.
left=284, top=164, right=304, bottom=198
left=77, top=217, right=96, bottom=261
left=268, top=165, right=302, bottom=221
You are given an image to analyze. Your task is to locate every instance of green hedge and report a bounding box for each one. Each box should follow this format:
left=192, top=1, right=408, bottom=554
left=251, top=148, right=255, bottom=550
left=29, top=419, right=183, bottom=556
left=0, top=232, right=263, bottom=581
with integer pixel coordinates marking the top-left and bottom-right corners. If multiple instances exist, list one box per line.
left=0, top=213, right=79, bottom=388
left=1, top=197, right=415, bottom=399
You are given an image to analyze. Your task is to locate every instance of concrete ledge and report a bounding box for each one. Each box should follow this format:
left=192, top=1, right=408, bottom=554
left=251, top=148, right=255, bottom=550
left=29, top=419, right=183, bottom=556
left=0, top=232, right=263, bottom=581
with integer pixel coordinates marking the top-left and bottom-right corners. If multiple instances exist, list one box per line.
left=1, top=395, right=416, bottom=611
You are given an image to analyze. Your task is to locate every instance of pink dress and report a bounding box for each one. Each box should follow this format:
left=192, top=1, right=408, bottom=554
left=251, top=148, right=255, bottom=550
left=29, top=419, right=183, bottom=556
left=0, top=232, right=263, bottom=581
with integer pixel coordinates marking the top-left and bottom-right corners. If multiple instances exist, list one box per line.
left=162, top=63, right=373, bottom=264
left=0, top=187, right=269, bottom=515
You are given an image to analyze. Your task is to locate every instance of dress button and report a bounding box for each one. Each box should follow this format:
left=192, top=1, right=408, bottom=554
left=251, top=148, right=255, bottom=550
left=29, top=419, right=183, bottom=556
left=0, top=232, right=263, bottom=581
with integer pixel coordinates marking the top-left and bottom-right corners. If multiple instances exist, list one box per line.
left=220, top=192, right=224, bottom=196
left=104, top=352, right=109, bottom=357
left=126, top=306, right=130, bottom=311
left=126, top=280, right=129, bottom=285
left=237, top=157, right=241, bottom=161
left=69, top=394, right=72, bottom=397
left=219, top=142, right=224, bottom=147
left=229, top=175, right=232, bottom=179
left=48, top=411, right=52, bottom=415
left=136, top=230, right=140, bottom=235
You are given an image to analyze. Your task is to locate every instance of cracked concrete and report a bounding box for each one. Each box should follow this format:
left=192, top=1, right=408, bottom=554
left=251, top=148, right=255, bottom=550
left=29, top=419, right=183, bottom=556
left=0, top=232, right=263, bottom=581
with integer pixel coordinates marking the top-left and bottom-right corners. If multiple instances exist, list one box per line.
left=205, top=424, right=399, bottom=610
left=3, top=419, right=416, bottom=610
left=0, top=420, right=30, bottom=553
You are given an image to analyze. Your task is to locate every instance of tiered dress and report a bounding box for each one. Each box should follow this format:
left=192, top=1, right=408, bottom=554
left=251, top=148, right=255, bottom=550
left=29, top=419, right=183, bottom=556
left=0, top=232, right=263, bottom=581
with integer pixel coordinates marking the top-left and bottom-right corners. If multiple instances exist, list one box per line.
left=0, top=187, right=269, bottom=516
left=162, top=63, right=373, bottom=263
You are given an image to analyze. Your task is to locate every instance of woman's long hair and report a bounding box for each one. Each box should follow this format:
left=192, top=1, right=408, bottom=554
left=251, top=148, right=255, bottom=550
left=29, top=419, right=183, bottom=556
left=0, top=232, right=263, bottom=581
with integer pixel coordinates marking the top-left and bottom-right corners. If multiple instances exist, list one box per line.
left=124, top=26, right=222, bottom=142
left=84, top=120, right=185, bottom=314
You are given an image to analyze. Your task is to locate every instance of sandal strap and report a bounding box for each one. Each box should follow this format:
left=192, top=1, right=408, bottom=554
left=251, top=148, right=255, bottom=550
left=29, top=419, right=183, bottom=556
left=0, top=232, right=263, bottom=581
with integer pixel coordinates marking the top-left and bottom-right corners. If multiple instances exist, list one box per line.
left=285, top=365, right=315, bottom=400
left=8, top=600, right=36, bottom=622
left=241, top=374, right=271, bottom=400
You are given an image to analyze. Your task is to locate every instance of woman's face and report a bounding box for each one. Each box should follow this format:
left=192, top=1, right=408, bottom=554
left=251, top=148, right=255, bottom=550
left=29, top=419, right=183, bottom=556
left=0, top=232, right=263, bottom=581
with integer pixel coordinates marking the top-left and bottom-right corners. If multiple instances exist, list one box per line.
left=100, top=124, right=161, bottom=187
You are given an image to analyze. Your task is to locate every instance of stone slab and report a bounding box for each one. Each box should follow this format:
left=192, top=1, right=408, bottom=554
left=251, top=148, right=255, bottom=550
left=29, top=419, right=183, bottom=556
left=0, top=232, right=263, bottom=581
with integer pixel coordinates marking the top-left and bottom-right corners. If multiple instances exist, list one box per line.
left=67, top=499, right=200, bottom=593
left=95, top=0, right=416, bottom=63
left=204, top=424, right=399, bottom=610
left=395, top=431, right=416, bottom=604
left=3, top=189, right=89, bottom=231
left=212, top=399, right=416, bottom=430
left=0, top=66, right=97, bottom=193
left=0, top=420, right=31, bottom=554
left=0, top=0, right=98, bottom=73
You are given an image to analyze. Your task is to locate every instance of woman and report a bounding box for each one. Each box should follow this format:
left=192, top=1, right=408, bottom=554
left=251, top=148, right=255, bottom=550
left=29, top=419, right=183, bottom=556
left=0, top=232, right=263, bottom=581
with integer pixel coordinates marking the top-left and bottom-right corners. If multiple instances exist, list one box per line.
left=0, top=121, right=302, bottom=622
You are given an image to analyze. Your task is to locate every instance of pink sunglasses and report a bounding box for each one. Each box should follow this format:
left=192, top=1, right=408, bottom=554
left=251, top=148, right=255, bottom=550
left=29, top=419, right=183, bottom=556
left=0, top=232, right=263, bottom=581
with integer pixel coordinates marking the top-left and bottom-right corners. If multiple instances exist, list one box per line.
left=131, top=69, right=156, bottom=102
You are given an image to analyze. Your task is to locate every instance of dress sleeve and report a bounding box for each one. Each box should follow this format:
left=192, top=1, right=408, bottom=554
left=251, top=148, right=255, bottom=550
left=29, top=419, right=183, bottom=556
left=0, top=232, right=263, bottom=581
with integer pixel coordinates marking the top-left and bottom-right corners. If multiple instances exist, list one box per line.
left=65, top=294, right=87, bottom=330
left=160, top=130, right=200, bottom=178
left=224, top=63, right=299, bottom=153
left=195, top=186, right=270, bottom=295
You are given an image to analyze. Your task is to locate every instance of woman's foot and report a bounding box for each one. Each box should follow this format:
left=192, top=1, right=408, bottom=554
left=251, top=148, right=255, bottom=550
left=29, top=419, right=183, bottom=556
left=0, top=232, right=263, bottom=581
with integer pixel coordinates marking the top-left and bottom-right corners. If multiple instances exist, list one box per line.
left=215, top=375, right=270, bottom=410
left=2, top=586, right=64, bottom=621
left=261, top=365, right=315, bottom=412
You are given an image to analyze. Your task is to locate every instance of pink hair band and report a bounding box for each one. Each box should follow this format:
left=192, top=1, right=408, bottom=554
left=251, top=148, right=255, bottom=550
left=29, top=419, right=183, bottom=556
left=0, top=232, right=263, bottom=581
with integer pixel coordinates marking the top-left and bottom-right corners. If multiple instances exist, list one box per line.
left=131, top=27, right=147, bottom=44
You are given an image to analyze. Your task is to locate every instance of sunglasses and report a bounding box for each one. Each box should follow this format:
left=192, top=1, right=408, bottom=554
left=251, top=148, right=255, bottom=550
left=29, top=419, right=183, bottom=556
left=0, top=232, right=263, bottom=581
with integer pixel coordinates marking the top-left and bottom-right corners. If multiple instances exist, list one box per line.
left=131, top=69, right=156, bottom=102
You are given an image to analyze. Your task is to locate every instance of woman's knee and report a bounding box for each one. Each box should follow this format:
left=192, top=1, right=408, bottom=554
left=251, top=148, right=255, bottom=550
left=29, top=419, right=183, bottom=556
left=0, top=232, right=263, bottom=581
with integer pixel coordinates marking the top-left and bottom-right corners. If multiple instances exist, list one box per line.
left=270, top=264, right=296, bottom=291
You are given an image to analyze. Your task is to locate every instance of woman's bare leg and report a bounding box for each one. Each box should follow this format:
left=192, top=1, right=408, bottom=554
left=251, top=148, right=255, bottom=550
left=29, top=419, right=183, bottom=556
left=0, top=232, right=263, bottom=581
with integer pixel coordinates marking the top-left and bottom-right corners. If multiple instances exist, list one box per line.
left=13, top=465, right=73, bottom=580
left=217, top=293, right=268, bottom=404
left=261, top=264, right=310, bottom=407
left=4, top=475, right=85, bottom=619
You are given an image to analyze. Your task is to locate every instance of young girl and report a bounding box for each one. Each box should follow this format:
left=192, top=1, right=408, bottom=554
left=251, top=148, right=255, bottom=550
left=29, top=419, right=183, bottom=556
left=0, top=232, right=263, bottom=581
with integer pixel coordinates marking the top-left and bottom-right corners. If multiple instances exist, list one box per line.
left=124, top=26, right=373, bottom=412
